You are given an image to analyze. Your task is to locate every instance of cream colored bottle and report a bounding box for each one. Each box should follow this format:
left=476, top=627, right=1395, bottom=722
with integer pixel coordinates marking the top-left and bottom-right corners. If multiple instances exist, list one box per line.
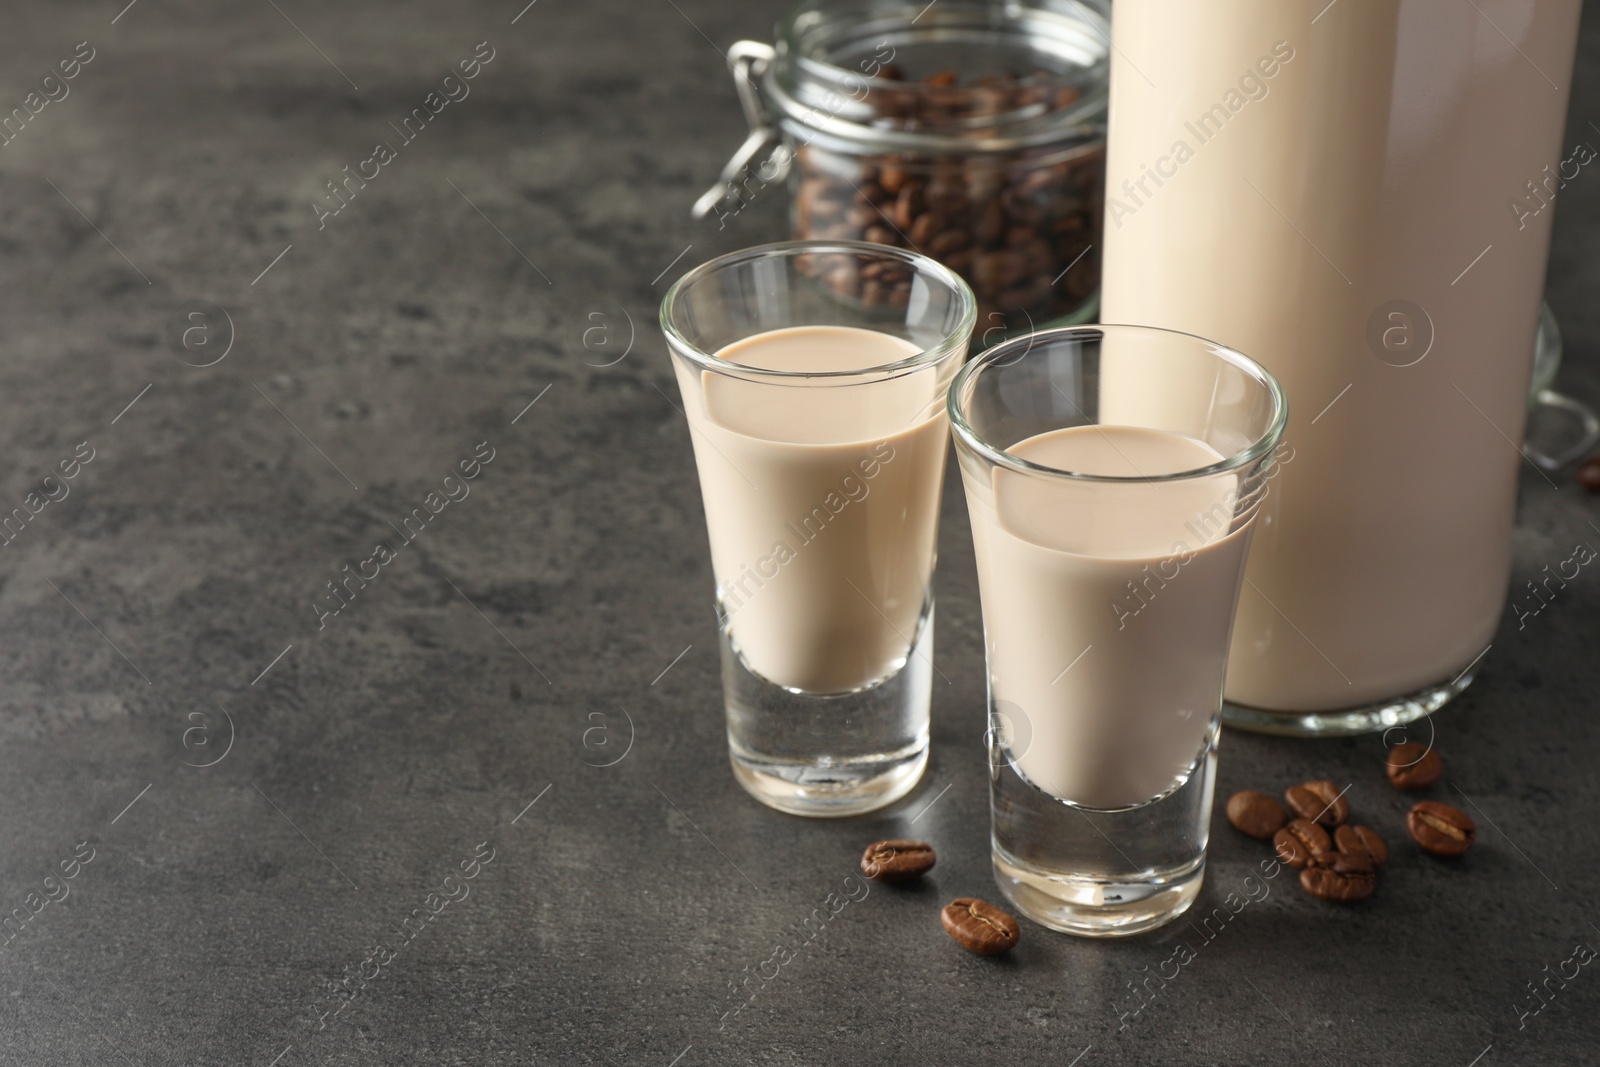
left=1100, top=0, right=1582, bottom=720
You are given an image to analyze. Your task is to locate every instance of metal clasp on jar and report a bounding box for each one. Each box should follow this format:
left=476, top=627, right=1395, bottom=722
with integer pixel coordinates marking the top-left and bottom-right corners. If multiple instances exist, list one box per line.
left=1524, top=303, right=1600, bottom=471
left=692, top=41, right=793, bottom=222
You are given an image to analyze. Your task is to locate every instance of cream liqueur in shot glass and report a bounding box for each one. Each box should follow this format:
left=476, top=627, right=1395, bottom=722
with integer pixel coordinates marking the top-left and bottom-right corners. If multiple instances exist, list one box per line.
left=662, top=241, right=975, bottom=817
left=951, top=324, right=1286, bottom=935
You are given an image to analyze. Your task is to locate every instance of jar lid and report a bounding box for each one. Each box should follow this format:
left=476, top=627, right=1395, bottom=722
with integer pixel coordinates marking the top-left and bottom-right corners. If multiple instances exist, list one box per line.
left=766, top=0, right=1109, bottom=155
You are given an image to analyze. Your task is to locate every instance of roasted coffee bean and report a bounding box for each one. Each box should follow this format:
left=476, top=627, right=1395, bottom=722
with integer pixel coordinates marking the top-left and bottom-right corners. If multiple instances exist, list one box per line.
left=892, top=183, right=924, bottom=230
left=941, top=897, right=1020, bottom=956
left=1300, top=864, right=1376, bottom=903
left=927, top=228, right=971, bottom=257
left=1003, top=224, right=1037, bottom=249
left=973, top=250, right=1024, bottom=293
left=1226, top=790, right=1289, bottom=839
left=1407, top=801, right=1476, bottom=856
left=1311, top=846, right=1374, bottom=874
left=1053, top=212, right=1087, bottom=235
left=1284, top=780, right=1349, bottom=826
left=1000, top=188, right=1044, bottom=228
left=1335, top=824, right=1388, bottom=867
left=860, top=839, right=936, bottom=882
left=1580, top=455, right=1600, bottom=492
left=1272, top=818, right=1332, bottom=869
left=1018, top=239, right=1053, bottom=277
left=908, top=211, right=941, bottom=248
left=974, top=199, right=1005, bottom=245
left=1015, top=167, right=1058, bottom=197
left=926, top=190, right=969, bottom=218
left=963, top=162, right=1004, bottom=205
left=1386, top=742, right=1443, bottom=790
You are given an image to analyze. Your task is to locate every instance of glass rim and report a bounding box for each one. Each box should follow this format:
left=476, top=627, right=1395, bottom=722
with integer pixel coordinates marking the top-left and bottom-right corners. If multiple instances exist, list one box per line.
left=947, top=323, right=1289, bottom=484
left=659, top=239, right=978, bottom=381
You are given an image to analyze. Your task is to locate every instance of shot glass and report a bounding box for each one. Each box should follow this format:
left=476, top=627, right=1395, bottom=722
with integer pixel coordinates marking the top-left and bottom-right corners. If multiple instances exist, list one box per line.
left=949, top=325, right=1287, bottom=935
left=661, top=241, right=976, bottom=817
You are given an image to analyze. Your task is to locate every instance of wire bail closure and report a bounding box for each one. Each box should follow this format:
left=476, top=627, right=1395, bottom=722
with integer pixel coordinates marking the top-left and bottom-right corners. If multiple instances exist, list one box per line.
left=692, top=41, right=788, bottom=221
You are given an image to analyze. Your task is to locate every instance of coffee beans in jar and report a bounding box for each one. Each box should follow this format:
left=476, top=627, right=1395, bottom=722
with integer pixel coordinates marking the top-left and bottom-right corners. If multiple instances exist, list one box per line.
left=791, top=69, right=1104, bottom=330
left=696, top=0, right=1111, bottom=336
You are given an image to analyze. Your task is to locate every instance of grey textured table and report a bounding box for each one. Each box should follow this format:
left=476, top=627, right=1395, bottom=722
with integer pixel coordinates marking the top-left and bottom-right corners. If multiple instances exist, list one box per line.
left=1, top=2, right=1597, bottom=1064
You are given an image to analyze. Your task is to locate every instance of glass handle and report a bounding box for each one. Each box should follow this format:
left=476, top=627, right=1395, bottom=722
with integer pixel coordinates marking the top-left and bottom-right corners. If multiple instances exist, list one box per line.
left=1525, top=388, right=1600, bottom=471
left=692, top=41, right=785, bottom=221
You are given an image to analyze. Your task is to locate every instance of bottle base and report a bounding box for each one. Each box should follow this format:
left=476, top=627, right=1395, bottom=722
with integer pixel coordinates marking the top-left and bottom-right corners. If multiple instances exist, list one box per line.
left=1222, top=666, right=1478, bottom=737
left=729, top=741, right=928, bottom=817
left=992, top=844, right=1204, bottom=938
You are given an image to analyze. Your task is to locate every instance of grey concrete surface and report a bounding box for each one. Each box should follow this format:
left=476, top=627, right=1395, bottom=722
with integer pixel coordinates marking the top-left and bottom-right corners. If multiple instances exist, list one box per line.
left=0, top=1, right=1597, bottom=1064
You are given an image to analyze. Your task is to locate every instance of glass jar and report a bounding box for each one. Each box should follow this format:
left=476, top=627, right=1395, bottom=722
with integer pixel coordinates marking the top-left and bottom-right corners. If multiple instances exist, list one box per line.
left=695, top=0, right=1110, bottom=337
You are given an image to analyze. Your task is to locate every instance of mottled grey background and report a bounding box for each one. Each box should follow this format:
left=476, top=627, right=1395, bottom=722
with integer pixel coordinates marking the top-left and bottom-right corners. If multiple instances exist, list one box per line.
left=0, top=1, right=1597, bottom=1065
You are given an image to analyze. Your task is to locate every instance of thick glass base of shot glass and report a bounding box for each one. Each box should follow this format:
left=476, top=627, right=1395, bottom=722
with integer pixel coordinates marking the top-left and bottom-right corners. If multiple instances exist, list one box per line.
left=990, top=728, right=1217, bottom=938
left=1221, top=665, right=1478, bottom=738
left=721, top=601, right=933, bottom=818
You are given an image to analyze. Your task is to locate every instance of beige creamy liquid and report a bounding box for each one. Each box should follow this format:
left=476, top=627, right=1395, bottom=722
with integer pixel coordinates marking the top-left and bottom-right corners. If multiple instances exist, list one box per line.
left=967, top=425, right=1250, bottom=809
left=674, top=325, right=948, bottom=694
left=1101, top=0, right=1581, bottom=711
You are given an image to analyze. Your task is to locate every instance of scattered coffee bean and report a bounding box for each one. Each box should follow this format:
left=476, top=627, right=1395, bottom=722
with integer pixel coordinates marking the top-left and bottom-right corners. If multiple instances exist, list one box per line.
left=860, top=839, right=936, bottom=882
left=1335, top=824, right=1388, bottom=867
left=1385, top=742, right=1443, bottom=790
left=1300, top=864, right=1377, bottom=903
left=1311, top=846, right=1374, bottom=874
left=1226, top=790, right=1289, bottom=839
left=1579, top=454, right=1600, bottom=492
left=1284, top=780, right=1349, bottom=826
left=1407, top=801, right=1476, bottom=856
left=1272, top=818, right=1332, bottom=869
left=940, top=897, right=1020, bottom=956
